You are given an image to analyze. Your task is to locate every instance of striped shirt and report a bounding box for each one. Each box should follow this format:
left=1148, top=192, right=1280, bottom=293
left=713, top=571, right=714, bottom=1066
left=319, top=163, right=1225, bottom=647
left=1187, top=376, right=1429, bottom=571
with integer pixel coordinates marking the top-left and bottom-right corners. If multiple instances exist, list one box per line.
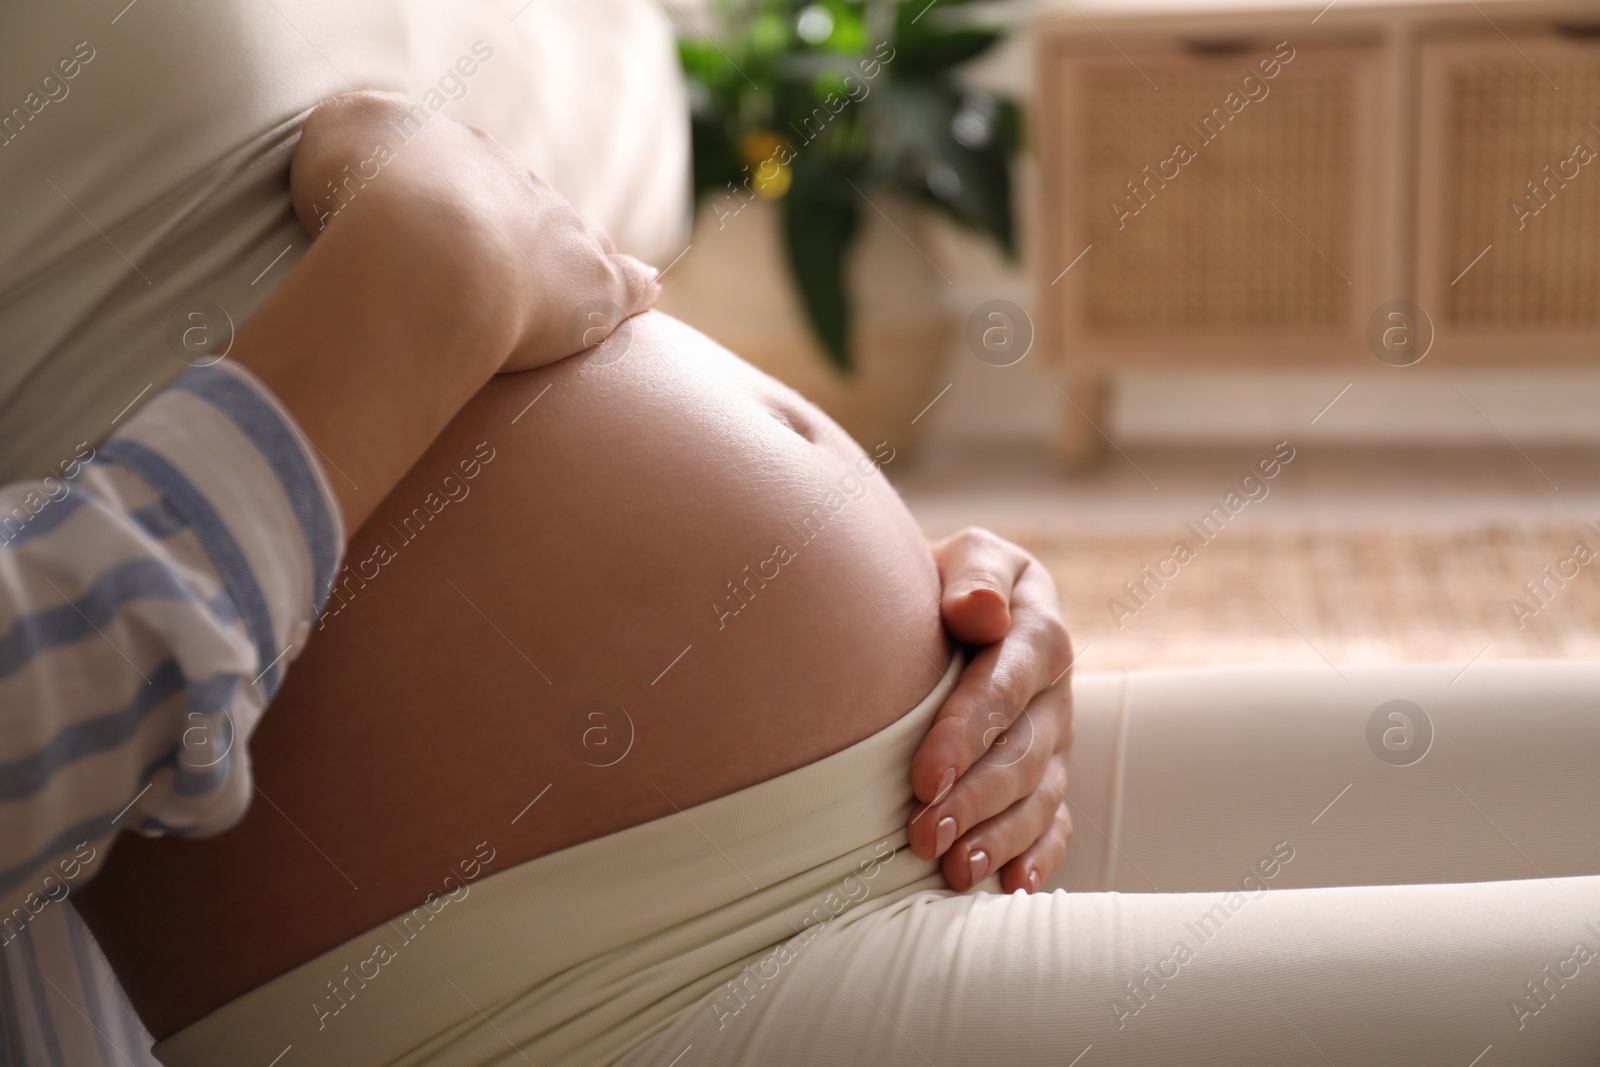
left=0, top=361, right=344, bottom=1065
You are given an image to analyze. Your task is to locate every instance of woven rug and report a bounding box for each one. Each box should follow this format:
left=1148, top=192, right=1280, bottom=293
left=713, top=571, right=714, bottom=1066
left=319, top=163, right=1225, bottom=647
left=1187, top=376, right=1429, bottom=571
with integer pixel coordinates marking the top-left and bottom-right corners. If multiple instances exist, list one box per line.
left=1000, top=523, right=1600, bottom=672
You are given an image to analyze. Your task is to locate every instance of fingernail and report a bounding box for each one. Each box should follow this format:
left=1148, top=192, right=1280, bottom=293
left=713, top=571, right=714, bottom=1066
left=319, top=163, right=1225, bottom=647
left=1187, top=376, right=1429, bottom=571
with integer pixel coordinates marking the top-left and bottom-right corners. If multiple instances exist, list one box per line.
left=934, top=767, right=955, bottom=801
left=1027, top=867, right=1041, bottom=892
left=935, top=817, right=957, bottom=857
left=968, top=849, right=990, bottom=885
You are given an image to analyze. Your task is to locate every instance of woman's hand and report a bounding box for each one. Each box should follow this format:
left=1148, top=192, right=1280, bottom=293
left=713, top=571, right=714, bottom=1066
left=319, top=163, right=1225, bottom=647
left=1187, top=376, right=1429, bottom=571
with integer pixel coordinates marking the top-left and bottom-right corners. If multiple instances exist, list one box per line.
left=288, top=91, right=659, bottom=372
left=909, top=529, right=1075, bottom=893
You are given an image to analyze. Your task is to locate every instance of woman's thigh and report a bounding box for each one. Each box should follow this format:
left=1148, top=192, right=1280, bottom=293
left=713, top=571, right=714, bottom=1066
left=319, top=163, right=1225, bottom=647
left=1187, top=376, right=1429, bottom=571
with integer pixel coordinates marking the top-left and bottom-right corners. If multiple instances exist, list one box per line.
left=1061, top=661, right=1600, bottom=893
left=606, top=660, right=1600, bottom=1066
left=622, top=874, right=1600, bottom=1066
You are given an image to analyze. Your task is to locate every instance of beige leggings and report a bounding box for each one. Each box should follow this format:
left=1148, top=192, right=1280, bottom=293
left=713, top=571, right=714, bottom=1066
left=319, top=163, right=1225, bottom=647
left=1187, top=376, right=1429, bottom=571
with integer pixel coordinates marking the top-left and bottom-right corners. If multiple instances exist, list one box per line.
left=617, top=661, right=1600, bottom=1066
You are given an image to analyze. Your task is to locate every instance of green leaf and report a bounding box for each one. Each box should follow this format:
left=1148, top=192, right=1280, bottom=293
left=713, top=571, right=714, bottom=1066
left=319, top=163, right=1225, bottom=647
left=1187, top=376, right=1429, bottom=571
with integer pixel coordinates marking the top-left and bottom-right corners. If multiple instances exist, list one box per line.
left=868, top=78, right=1014, bottom=254
left=678, top=38, right=736, bottom=90
left=688, top=112, right=745, bottom=203
left=816, top=0, right=867, bottom=54
left=750, top=11, right=792, bottom=56
left=782, top=168, right=861, bottom=371
left=893, top=27, right=1004, bottom=74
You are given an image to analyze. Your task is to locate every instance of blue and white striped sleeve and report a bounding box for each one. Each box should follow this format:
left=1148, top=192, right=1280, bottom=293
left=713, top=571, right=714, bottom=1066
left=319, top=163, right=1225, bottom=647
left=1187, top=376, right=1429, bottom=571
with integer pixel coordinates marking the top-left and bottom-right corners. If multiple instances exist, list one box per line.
left=0, top=360, right=345, bottom=913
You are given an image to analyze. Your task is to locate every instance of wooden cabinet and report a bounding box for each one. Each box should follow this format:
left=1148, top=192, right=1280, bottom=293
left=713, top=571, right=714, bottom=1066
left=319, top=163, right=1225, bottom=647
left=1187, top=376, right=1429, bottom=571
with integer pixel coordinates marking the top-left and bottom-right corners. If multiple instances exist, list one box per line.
left=1417, top=34, right=1600, bottom=359
left=1033, top=1, right=1600, bottom=465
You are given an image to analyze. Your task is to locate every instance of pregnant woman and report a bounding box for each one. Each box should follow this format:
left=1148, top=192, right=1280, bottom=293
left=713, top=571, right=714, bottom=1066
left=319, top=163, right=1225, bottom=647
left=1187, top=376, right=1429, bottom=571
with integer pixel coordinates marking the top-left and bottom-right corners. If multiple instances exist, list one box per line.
left=67, top=91, right=1078, bottom=1064
left=7, top=1, right=1600, bottom=1064
left=70, top=94, right=1600, bottom=1067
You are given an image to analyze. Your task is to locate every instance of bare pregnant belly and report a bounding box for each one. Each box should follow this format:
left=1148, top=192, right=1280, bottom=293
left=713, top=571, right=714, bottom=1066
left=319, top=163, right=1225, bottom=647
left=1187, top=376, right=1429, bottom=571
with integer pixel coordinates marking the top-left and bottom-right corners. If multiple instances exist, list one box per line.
left=73, top=312, right=949, bottom=1037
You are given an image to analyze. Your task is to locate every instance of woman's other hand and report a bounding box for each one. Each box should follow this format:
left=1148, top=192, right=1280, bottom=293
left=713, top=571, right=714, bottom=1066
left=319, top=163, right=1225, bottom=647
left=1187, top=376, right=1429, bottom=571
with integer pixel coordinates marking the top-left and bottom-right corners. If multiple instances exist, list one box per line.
left=288, top=91, right=659, bottom=372
left=909, top=528, right=1075, bottom=893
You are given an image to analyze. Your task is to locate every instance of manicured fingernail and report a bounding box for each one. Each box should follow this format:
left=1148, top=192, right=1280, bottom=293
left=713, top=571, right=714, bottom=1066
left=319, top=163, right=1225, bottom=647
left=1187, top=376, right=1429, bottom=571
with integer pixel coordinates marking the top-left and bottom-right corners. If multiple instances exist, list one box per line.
left=934, top=767, right=955, bottom=801
left=968, top=849, right=990, bottom=885
left=1027, top=867, right=1041, bottom=892
left=935, top=817, right=957, bottom=856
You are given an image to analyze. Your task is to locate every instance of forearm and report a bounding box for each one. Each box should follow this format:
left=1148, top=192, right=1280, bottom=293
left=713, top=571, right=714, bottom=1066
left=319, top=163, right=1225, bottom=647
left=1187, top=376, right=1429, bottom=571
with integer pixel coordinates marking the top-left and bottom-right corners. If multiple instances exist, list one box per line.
left=234, top=190, right=515, bottom=535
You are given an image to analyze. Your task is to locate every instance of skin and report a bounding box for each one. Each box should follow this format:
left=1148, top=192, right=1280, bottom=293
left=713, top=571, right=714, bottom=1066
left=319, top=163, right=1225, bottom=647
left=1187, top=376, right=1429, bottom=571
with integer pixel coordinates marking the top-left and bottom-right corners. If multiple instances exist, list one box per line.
left=257, top=90, right=661, bottom=534
left=71, top=94, right=1077, bottom=1040
left=914, top=531, right=1075, bottom=892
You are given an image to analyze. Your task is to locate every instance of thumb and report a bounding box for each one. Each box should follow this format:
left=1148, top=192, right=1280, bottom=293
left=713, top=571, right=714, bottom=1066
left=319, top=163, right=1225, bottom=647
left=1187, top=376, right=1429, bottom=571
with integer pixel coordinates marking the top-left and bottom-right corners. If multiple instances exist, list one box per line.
left=942, top=577, right=1012, bottom=646
left=610, top=253, right=661, bottom=320
left=933, top=530, right=1026, bottom=646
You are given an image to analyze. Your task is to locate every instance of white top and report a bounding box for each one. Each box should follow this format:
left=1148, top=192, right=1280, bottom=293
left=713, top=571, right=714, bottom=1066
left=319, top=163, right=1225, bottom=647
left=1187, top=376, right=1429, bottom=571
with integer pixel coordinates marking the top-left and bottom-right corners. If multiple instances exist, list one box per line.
left=0, top=0, right=689, bottom=483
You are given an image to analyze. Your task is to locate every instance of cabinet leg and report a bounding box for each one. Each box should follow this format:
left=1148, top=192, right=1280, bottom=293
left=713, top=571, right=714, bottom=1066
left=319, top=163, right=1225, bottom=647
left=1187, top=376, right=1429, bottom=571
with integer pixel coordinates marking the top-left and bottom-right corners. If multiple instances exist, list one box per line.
left=1055, top=374, right=1114, bottom=471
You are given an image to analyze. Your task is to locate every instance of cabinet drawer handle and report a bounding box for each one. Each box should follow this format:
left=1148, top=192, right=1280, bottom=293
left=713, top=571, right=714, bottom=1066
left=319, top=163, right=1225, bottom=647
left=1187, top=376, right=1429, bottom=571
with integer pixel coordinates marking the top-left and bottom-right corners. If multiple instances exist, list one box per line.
left=1179, top=36, right=1259, bottom=56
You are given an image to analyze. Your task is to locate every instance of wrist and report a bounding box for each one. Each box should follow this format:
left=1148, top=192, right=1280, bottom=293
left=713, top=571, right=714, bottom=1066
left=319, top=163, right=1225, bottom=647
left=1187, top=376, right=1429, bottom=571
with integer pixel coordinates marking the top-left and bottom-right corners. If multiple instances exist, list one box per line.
left=236, top=187, right=510, bottom=533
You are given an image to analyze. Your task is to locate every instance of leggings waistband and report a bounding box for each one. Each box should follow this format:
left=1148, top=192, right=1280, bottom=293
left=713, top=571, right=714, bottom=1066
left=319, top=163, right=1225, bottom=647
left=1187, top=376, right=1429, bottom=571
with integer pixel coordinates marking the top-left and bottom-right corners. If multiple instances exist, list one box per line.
left=155, top=653, right=966, bottom=1067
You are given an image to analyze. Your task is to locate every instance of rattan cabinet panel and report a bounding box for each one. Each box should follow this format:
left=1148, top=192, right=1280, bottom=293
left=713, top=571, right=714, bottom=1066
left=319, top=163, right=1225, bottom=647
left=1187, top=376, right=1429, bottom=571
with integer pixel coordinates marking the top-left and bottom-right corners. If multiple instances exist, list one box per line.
left=1418, top=36, right=1600, bottom=354
left=1078, top=55, right=1362, bottom=334
left=1034, top=2, right=1600, bottom=464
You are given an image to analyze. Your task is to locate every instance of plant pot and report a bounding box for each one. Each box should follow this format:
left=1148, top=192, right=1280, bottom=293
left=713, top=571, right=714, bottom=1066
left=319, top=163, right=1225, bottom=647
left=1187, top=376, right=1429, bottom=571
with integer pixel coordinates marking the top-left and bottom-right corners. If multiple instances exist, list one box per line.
left=657, top=194, right=954, bottom=459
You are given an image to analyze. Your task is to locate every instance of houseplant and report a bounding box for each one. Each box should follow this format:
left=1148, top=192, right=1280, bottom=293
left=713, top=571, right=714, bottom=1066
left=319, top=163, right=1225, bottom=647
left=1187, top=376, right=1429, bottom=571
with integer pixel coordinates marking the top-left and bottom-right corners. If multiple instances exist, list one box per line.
left=677, top=0, right=1021, bottom=372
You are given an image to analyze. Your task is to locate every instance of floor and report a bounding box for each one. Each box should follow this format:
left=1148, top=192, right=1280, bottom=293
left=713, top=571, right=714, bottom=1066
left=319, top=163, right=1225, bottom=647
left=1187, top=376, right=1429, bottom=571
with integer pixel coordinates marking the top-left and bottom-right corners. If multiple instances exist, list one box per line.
left=898, top=441, right=1600, bottom=535
left=894, top=442, right=1600, bottom=673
